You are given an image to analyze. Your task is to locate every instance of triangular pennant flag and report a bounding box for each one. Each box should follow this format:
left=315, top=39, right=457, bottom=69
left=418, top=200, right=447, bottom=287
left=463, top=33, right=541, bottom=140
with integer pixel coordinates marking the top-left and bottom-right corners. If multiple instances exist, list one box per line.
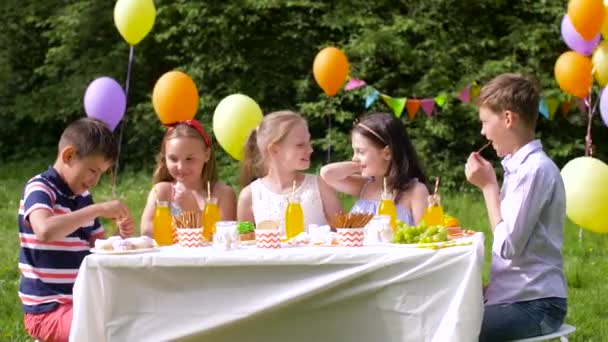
left=470, top=83, right=481, bottom=102
left=365, top=89, right=380, bottom=109
left=406, top=99, right=421, bottom=120
left=458, top=85, right=471, bottom=103
left=434, top=93, right=448, bottom=107
left=420, top=98, right=436, bottom=116
left=546, top=98, right=560, bottom=119
left=578, top=98, right=588, bottom=113
left=344, top=78, right=367, bottom=91
left=538, top=98, right=549, bottom=119
left=381, top=95, right=407, bottom=118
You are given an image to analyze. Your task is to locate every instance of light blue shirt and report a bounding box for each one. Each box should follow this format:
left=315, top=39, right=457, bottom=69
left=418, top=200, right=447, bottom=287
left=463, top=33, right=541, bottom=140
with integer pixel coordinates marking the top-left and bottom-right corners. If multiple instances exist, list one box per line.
left=485, top=140, right=567, bottom=305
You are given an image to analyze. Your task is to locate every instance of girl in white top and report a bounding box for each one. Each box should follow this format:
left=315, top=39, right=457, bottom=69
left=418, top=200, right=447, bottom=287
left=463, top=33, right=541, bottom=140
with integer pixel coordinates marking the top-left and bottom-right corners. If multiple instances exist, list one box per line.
left=237, top=111, right=342, bottom=235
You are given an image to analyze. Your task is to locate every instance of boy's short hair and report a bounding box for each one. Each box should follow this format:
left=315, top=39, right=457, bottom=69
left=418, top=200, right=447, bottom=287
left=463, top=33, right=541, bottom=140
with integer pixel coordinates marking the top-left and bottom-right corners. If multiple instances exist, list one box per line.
left=476, top=73, right=540, bottom=128
left=58, top=118, right=118, bottom=162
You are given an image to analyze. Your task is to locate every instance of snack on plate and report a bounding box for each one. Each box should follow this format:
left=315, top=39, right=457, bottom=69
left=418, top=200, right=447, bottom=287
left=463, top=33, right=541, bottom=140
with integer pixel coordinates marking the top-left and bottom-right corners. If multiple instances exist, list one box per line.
left=126, top=236, right=155, bottom=249
left=94, top=239, right=114, bottom=251
left=94, top=235, right=157, bottom=252
left=237, top=221, right=256, bottom=241
left=256, top=220, right=279, bottom=230
left=112, top=239, right=134, bottom=251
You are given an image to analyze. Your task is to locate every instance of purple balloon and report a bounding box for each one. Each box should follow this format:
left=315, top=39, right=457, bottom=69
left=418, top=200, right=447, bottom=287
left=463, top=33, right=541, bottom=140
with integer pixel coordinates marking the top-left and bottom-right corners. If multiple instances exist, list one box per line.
left=84, top=77, right=126, bottom=131
left=561, top=15, right=601, bottom=56
left=600, top=88, right=608, bottom=127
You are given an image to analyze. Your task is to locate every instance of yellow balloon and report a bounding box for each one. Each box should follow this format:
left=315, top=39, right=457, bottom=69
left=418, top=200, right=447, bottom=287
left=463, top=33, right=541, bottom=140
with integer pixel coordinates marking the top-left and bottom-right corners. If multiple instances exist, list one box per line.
left=114, top=0, right=156, bottom=45
left=593, top=41, right=608, bottom=86
left=601, top=7, right=608, bottom=38
left=213, top=94, right=263, bottom=161
left=561, top=156, right=608, bottom=234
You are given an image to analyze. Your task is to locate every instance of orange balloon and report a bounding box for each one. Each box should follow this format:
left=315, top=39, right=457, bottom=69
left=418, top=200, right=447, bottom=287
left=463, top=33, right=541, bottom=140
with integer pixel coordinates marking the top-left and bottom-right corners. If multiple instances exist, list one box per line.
left=555, top=51, right=593, bottom=98
left=313, top=47, right=350, bottom=97
left=568, top=0, right=605, bottom=40
left=152, top=71, right=199, bottom=124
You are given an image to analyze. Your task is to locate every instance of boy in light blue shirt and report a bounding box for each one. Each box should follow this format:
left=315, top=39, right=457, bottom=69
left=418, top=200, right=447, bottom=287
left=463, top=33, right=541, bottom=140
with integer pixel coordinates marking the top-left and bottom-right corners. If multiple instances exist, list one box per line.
left=465, top=73, right=567, bottom=341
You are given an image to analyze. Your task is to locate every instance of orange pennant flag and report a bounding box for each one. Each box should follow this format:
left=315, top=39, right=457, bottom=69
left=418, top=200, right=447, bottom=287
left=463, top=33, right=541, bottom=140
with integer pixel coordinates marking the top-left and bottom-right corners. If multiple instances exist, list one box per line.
left=406, top=99, right=421, bottom=120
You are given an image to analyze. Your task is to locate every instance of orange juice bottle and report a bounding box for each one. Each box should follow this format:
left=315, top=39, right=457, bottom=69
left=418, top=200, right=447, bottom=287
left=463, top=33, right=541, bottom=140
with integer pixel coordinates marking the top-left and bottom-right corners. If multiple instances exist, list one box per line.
left=423, top=194, right=444, bottom=226
left=285, top=195, right=304, bottom=239
left=203, top=197, right=221, bottom=241
left=153, top=201, right=174, bottom=246
left=378, top=191, right=397, bottom=232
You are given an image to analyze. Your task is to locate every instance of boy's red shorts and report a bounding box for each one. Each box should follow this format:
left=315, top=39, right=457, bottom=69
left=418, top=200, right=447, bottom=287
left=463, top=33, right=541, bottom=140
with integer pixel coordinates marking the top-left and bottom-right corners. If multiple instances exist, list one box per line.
left=24, top=303, right=72, bottom=342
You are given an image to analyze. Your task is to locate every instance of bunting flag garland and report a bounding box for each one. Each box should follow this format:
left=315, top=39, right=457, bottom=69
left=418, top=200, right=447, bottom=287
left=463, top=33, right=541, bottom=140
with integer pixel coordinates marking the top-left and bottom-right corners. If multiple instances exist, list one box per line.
left=342, top=76, right=584, bottom=121
left=381, top=95, right=406, bottom=118
left=405, top=99, right=421, bottom=120
left=420, top=98, right=436, bottom=116
left=364, top=89, right=380, bottom=109
left=344, top=78, right=367, bottom=91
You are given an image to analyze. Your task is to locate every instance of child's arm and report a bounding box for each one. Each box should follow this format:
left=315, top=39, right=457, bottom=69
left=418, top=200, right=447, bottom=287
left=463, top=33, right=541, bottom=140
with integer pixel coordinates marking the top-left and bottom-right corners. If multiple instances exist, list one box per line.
left=317, top=177, right=343, bottom=221
left=216, top=183, right=237, bottom=221
left=29, top=200, right=131, bottom=242
left=400, top=182, right=429, bottom=225
left=467, top=152, right=550, bottom=259
left=237, top=185, right=255, bottom=223
left=320, top=161, right=366, bottom=196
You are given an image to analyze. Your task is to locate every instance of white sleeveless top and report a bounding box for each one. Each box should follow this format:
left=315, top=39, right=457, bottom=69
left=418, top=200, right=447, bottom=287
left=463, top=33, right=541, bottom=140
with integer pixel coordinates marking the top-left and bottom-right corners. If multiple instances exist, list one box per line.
left=250, top=174, right=327, bottom=235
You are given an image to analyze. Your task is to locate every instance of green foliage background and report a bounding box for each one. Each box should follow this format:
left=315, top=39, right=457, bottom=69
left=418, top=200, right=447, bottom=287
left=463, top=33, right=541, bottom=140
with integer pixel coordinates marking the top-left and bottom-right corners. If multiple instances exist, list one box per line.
left=1, top=0, right=604, bottom=188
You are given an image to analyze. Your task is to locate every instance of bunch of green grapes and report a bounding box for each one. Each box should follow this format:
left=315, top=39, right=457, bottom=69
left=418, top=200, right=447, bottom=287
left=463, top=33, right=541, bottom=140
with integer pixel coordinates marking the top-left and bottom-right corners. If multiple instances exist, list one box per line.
left=394, top=221, right=448, bottom=244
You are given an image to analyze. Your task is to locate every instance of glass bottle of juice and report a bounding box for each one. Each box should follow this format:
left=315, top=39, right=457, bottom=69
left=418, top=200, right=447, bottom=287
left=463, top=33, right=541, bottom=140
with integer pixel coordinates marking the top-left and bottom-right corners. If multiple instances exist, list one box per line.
left=285, top=195, right=304, bottom=239
left=423, top=194, right=444, bottom=226
left=153, top=201, right=174, bottom=246
left=377, top=191, right=398, bottom=232
left=203, top=197, right=221, bottom=241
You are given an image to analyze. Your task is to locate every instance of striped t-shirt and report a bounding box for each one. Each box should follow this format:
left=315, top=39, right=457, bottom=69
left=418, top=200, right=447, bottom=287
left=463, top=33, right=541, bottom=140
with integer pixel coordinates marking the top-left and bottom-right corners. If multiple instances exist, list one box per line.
left=18, top=166, right=104, bottom=314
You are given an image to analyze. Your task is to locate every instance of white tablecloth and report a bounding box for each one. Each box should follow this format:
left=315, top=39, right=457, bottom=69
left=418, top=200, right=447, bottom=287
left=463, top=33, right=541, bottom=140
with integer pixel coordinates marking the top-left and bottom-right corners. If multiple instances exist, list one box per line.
left=70, top=234, right=485, bottom=342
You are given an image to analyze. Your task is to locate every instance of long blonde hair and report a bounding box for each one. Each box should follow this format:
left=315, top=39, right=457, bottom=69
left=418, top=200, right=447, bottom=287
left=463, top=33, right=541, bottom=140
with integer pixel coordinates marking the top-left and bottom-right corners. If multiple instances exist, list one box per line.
left=153, top=123, right=218, bottom=186
left=240, top=110, right=307, bottom=188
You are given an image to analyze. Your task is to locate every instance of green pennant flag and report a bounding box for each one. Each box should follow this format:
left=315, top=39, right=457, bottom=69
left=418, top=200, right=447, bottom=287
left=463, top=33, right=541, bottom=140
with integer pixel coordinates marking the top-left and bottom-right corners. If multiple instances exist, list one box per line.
left=546, top=97, right=560, bottom=119
left=434, top=93, right=448, bottom=107
left=381, top=94, right=407, bottom=118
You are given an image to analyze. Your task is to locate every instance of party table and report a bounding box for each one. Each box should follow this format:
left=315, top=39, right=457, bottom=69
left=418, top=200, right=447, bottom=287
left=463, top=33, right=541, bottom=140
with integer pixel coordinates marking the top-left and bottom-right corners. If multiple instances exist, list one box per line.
left=70, top=234, right=485, bottom=342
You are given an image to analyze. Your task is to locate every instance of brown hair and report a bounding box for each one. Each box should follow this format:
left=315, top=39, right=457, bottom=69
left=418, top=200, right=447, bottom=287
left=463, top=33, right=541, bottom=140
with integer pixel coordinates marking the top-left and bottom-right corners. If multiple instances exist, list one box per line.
left=240, top=111, right=307, bottom=188
left=476, top=73, right=540, bottom=127
left=152, top=123, right=218, bottom=186
left=58, top=118, right=118, bottom=162
left=352, top=113, right=427, bottom=196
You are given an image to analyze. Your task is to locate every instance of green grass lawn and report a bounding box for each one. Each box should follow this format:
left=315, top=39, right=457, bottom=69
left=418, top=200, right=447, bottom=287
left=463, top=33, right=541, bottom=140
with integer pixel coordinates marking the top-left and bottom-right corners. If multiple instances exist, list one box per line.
left=1, top=159, right=607, bottom=341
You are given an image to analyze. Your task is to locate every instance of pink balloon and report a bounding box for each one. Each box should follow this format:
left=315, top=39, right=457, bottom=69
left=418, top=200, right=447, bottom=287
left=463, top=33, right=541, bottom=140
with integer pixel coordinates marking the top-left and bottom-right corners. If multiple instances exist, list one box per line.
left=561, top=15, right=600, bottom=56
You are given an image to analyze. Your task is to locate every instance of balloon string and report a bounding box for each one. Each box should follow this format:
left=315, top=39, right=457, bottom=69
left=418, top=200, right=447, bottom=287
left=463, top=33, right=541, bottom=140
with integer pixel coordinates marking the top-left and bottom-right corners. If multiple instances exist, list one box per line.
left=327, top=116, right=332, bottom=164
left=111, top=45, right=135, bottom=198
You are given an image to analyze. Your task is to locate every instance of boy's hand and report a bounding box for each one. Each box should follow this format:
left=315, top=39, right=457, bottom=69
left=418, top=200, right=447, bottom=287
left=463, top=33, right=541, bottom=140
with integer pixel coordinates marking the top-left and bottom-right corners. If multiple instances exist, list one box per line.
left=465, top=152, right=497, bottom=190
left=116, top=216, right=135, bottom=238
left=173, top=183, right=200, bottom=211
left=96, top=199, right=131, bottom=220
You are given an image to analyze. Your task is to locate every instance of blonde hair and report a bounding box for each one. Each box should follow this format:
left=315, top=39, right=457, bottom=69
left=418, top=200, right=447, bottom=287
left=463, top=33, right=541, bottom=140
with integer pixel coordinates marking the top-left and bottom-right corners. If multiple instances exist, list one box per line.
left=240, top=110, right=307, bottom=188
left=152, top=123, right=218, bottom=186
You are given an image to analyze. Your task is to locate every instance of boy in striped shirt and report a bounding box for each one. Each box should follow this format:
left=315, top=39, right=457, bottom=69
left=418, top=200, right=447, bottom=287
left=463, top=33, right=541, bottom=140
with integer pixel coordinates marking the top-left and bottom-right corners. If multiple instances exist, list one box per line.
left=18, top=118, right=135, bottom=342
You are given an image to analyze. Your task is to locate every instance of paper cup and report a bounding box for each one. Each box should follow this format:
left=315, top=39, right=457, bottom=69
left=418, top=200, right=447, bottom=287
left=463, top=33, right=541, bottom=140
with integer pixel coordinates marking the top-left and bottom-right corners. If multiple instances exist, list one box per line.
left=337, top=228, right=365, bottom=247
left=255, top=229, right=281, bottom=249
left=177, top=228, right=204, bottom=248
